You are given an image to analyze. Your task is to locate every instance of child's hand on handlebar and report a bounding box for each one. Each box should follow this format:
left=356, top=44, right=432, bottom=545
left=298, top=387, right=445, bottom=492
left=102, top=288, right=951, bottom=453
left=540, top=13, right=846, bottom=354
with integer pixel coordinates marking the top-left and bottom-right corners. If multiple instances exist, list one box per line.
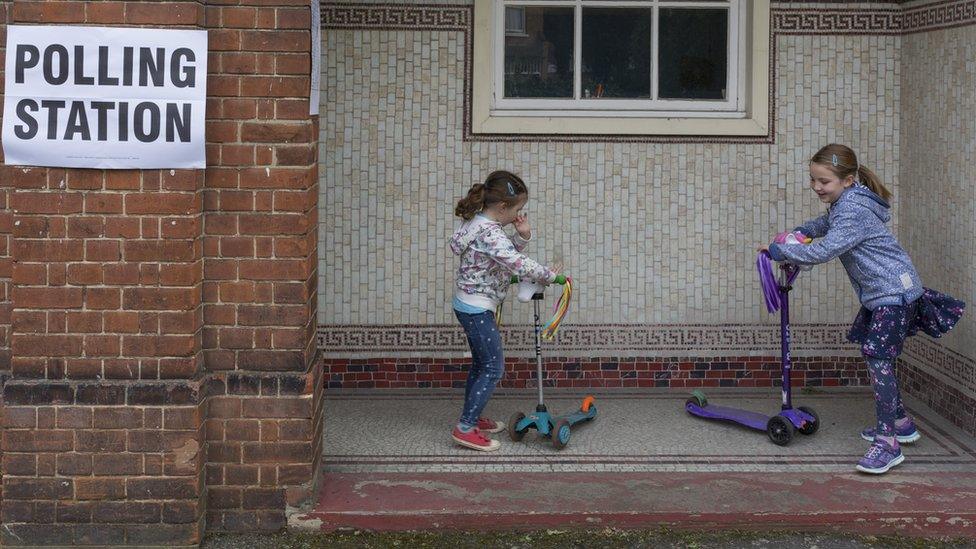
left=773, top=231, right=812, bottom=245
left=760, top=230, right=811, bottom=254
left=549, top=262, right=566, bottom=285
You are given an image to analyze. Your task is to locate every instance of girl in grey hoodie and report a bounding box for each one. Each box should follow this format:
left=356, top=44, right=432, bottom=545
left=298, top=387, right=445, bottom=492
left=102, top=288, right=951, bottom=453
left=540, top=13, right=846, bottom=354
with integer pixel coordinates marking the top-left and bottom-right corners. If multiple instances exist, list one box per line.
left=768, top=144, right=964, bottom=475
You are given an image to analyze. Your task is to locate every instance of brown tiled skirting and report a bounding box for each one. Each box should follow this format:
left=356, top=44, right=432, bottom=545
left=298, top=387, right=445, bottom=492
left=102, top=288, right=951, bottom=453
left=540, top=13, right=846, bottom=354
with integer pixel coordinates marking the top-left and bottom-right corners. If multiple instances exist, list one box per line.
left=324, top=355, right=869, bottom=389
left=900, top=338, right=976, bottom=437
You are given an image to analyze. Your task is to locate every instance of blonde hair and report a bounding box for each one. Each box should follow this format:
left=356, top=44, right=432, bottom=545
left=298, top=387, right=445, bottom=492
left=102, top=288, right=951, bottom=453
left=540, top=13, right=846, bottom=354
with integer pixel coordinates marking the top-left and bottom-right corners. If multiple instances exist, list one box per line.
left=810, top=144, right=891, bottom=203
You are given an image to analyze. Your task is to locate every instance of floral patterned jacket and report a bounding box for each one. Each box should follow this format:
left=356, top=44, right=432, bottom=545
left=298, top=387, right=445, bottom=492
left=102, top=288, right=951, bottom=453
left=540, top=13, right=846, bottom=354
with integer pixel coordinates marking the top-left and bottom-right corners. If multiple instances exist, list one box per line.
left=450, top=214, right=555, bottom=310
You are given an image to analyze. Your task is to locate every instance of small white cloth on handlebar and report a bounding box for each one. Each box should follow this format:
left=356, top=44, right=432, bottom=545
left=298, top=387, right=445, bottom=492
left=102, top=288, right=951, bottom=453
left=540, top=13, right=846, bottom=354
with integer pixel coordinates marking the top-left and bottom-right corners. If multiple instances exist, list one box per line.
left=516, top=280, right=545, bottom=302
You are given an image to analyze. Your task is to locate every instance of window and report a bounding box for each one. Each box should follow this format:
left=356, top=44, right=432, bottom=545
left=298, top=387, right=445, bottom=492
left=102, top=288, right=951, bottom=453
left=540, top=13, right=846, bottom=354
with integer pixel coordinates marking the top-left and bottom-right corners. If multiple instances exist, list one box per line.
left=471, top=0, right=771, bottom=137
left=505, top=6, right=526, bottom=35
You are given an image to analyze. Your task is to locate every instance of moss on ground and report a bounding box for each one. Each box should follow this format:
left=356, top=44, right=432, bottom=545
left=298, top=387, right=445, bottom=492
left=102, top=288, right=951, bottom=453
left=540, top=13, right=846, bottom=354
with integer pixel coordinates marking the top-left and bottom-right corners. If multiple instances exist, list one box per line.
left=203, top=528, right=976, bottom=549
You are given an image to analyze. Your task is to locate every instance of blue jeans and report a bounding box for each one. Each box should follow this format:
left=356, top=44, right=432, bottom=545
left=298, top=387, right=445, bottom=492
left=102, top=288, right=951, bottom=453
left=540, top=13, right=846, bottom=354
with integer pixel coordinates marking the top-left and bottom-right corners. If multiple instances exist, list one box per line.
left=455, top=309, right=505, bottom=427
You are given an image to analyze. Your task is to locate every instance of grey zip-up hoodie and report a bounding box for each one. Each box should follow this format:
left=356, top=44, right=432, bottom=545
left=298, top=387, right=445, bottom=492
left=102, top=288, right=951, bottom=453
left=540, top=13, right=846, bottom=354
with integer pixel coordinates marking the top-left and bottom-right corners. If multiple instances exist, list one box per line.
left=769, top=185, right=923, bottom=311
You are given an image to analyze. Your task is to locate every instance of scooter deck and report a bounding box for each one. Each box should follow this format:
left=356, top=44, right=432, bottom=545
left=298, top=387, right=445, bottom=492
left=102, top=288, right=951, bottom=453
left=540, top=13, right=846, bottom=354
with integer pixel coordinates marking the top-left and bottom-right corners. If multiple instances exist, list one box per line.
left=558, top=406, right=597, bottom=426
left=685, top=402, right=769, bottom=432
left=515, top=405, right=597, bottom=436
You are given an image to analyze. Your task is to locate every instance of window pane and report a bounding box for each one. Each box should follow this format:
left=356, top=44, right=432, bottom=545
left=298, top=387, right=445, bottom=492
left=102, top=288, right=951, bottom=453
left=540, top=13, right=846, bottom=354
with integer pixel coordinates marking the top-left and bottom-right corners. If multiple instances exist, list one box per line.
left=505, top=7, right=525, bottom=34
left=581, top=8, right=651, bottom=99
left=658, top=8, right=728, bottom=100
left=504, top=6, right=574, bottom=99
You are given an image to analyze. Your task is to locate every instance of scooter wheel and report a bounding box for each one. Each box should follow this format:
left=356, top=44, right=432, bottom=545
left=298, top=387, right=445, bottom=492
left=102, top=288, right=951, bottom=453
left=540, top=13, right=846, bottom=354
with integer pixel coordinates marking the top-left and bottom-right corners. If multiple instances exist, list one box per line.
left=767, top=415, right=795, bottom=446
left=798, top=406, right=820, bottom=435
left=508, top=411, right=528, bottom=442
left=686, top=390, right=707, bottom=409
left=552, top=419, right=571, bottom=450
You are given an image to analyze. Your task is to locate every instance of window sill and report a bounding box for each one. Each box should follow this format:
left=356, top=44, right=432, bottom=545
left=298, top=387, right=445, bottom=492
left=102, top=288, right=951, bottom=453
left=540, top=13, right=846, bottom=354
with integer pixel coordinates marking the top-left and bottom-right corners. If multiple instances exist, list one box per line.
left=489, top=109, right=748, bottom=120
left=471, top=114, right=769, bottom=137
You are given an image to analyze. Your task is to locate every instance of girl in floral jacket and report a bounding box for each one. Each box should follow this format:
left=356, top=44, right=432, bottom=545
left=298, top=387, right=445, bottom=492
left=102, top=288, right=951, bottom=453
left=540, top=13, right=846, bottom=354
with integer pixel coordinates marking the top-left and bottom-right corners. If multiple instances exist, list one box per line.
left=449, top=170, right=560, bottom=451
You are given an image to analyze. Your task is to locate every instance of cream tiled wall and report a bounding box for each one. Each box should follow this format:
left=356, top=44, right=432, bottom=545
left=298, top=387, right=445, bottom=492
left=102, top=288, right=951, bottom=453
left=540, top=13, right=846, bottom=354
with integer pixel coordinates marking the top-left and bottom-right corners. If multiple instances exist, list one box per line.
left=900, top=25, right=976, bottom=364
left=318, top=24, right=901, bottom=329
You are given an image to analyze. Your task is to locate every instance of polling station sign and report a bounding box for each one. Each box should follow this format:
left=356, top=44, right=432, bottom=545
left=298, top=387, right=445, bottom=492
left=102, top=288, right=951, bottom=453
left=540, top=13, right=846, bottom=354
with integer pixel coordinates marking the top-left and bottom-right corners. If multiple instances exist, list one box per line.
left=2, top=25, right=207, bottom=169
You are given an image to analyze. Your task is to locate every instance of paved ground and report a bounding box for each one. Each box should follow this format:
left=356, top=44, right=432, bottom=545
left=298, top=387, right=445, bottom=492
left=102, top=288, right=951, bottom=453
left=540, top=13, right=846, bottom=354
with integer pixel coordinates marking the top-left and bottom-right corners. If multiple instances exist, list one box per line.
left=297, top=388, right=976, bottom=538
left=320, top=388, right=976, bottom=473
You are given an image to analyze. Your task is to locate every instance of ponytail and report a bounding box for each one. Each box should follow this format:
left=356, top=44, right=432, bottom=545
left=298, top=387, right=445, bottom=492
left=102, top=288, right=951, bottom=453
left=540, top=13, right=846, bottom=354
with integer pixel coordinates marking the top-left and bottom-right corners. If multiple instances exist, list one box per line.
left=856, top=165, right=892, bottom=203
left=455, top=184, right=486, bottom=220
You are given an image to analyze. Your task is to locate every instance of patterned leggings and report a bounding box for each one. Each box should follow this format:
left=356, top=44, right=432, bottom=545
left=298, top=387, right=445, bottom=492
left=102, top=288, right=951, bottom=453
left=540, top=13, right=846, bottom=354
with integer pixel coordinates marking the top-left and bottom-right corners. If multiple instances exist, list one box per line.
left=865, top=356, right=907, bottom=436
left=454, top=309, right=506, bottom=427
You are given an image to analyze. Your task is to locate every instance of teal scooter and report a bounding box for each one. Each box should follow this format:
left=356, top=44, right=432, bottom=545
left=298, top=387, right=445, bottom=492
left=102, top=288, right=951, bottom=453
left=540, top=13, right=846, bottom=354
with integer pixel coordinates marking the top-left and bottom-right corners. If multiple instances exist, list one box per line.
left=507, top=277, right=596, bottom=449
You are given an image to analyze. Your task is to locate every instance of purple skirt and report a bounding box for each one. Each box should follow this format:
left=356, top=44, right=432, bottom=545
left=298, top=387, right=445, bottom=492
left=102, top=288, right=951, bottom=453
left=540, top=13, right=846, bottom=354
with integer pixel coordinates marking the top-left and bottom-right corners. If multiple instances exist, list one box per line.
left=847, top=288, right=966, bottom=359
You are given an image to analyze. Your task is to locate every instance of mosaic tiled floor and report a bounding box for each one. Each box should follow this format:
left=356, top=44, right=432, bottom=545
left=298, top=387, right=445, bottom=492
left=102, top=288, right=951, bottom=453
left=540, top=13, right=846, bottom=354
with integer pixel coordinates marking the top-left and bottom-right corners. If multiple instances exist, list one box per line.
left=322, top=388, right=976, bottom=473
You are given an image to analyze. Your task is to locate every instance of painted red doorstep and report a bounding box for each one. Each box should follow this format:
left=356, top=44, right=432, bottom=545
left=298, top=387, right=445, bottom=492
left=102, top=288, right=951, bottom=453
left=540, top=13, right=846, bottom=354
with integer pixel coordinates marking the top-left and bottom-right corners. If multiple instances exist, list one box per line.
left=296, top=472, right=976, bottom=537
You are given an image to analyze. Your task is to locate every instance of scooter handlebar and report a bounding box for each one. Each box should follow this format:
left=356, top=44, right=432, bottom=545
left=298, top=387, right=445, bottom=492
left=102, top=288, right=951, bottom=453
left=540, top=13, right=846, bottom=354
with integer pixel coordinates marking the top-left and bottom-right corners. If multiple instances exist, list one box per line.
left=510, top=274, right=568, bottom=285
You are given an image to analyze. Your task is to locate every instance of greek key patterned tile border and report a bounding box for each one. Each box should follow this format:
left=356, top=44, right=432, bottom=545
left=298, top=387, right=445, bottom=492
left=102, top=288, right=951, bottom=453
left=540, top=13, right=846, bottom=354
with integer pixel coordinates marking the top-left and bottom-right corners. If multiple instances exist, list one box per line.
left=321, top=1, right=976, bottom=34
left=317, top=323, right=858, bottom=357
left=320, top=3, right=471, bottom=30
left=772, top=8, right=903, bottom=34
left=902, top=0, right=976, bottom=33
left=902, top=337, right=976, bottom=395
left=321, top=1, right=975, bottom=144
left=774, top=1, right=976, bottom=34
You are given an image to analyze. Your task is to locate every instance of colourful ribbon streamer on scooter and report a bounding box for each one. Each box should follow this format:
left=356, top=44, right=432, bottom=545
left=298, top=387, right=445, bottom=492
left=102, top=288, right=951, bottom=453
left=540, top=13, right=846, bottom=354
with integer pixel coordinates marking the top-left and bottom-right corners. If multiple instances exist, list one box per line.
left=757, top=251, right=800, bottom=313
left=757, top=251, right=781, bottom=313
left=541, top=277, right=572, bottom=340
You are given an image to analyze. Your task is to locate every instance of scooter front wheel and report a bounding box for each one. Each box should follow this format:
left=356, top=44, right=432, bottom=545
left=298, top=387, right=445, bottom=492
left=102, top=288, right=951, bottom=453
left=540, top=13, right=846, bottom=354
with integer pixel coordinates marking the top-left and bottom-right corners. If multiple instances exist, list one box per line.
left=767, top=415, right=795, bottom=446
left=686, top=390, right=708, bottom=408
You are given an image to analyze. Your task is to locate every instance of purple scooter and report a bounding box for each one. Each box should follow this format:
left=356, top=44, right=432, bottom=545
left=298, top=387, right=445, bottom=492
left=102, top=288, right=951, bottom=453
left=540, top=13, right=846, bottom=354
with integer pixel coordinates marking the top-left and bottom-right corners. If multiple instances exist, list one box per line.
left=685, top=255, right=819, bottom=446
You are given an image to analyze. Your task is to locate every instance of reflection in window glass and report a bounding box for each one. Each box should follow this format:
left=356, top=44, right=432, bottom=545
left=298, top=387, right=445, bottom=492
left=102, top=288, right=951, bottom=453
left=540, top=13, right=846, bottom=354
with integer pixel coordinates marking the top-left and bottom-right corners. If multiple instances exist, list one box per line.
left=505, top=7, right=525, bottom=35
left=658, top=9, right=728, bottom=100
left=582, top=8, right=651, bottom=99
left=504, top=7, right=574, bottom=98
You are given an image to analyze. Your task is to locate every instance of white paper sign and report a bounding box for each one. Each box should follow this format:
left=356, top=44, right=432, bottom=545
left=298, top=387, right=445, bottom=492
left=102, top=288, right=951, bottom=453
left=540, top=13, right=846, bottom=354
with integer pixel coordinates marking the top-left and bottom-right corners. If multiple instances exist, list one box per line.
left=310, top=2, right=321, bottom=115
left=2, top=25, right=208, bottom=169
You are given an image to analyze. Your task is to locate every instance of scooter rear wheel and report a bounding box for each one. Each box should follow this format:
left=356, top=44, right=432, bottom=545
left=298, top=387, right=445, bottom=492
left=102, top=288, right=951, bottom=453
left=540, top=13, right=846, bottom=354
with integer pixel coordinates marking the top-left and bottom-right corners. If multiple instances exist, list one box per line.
left=767, top=415, right=795, bottom=446
left=797, top=406, right=820, bottom=435
left=508, top=411, right=528, bottom=442
left=552, top=419, right=572, bottom=450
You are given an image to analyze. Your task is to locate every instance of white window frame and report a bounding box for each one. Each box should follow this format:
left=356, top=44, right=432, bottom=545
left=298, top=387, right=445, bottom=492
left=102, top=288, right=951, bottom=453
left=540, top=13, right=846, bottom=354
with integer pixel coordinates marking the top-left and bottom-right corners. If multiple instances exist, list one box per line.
left=494, top=0, right=743, bottom=118
left=471, top=0, right=770, bottom=136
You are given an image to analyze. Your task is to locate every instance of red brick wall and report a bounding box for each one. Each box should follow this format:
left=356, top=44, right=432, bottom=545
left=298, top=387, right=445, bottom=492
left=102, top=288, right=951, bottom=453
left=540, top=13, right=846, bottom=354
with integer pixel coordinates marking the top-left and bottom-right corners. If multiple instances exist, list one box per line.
left=199, top=0, right=321, bottom=534
left=0, top=1, right=321, bottom=544
left=0, top=0, right=11, bottom=522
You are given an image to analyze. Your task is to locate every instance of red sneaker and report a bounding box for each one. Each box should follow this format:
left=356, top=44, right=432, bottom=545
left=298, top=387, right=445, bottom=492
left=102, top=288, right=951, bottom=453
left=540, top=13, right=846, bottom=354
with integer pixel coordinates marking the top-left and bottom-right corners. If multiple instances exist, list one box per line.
left=477, top=417, right=506, bottom=434
left=452, top=427, right=500, bottom=452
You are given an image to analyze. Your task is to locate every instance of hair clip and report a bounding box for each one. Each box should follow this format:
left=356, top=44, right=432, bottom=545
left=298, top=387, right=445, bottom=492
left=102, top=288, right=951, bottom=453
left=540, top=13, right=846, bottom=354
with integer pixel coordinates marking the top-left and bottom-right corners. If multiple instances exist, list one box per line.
left=506, top=182, right=516, bottom=196
left=831, top=154, right=838, bottom=167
